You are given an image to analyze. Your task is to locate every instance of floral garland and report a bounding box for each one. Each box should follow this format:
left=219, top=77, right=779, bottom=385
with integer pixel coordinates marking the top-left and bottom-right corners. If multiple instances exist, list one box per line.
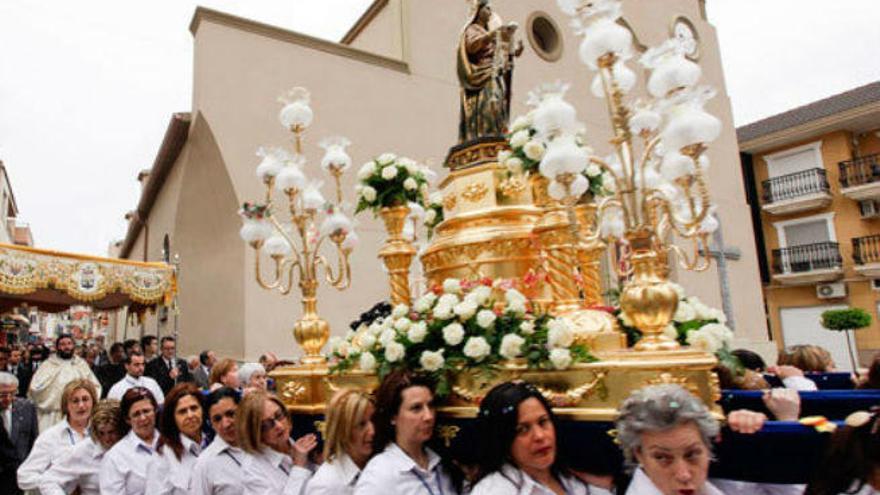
left=328, top=277, right=596, bottom=396
left=355, top=153, right=431, bottom=215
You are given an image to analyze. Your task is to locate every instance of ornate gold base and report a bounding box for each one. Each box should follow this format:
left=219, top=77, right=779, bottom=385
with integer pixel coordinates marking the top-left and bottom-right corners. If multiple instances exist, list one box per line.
left=272, top=348, right=721, bottom=421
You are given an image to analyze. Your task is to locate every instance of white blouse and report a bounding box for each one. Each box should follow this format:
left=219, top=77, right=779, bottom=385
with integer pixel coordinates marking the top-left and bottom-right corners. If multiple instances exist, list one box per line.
left=240, top=440, right=313, bottom=495
left=305, top=453, right=361, bottom=495
left=39, top=437, right=105, bottom=495
left=99, top=429, right=158, bottom=495
left=625, top=467, right=723, bottom=495
left=191, top=436, right=245, bottom=495
left=144, top=433, right=205, bottom=495
left=354, top=443, right=456, bottom=495
left=17, top=418, right=86, bottom=490
left=471, top=464, right=613, bottom=495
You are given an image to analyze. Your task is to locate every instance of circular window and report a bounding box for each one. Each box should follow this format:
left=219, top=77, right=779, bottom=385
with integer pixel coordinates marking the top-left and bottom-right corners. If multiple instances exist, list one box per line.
left=527, top=12, right=563, bottom=62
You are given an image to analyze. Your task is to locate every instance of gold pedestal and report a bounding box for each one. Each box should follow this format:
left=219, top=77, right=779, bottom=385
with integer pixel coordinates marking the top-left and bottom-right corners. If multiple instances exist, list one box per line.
left=421, top=139, right=620, bottom=350
left=273, top=349, right=721, bottom=420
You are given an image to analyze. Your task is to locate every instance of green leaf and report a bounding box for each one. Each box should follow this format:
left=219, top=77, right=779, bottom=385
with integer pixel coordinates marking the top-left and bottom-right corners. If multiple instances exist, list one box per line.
left=821, top=308, right=872, bottom=331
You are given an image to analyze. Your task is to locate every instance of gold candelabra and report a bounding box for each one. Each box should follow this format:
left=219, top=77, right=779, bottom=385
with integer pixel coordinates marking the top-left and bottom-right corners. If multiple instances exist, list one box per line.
left=540, top=2, right=722, bottom=351
left=239, top=87, right=355, bottom=364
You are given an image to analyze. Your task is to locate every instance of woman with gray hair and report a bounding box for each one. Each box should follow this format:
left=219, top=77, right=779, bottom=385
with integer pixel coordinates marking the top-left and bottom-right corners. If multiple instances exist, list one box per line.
left=617, top=384, right=803, bottom=495
left=617, top=384, right=723, bottom=495
left=238, top=363, right=267, bottom=392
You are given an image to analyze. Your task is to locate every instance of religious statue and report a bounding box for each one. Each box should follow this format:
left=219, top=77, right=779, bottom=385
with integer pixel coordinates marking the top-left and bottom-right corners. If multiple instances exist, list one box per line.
left=457, top=0, right=523, bottom=143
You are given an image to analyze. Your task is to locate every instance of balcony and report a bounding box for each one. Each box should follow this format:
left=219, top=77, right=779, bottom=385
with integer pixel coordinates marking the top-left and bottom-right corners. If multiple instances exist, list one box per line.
left=853, top=234, right=880, bottom=278
left=839, top=154, right=880, bottom=201
left=772, top=241, right=843, bottom=285
left=761, top=168, right=832, bottom=215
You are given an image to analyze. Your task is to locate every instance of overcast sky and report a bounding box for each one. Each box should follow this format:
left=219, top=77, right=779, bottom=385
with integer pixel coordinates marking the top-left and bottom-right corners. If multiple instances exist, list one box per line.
left=1, top=0, right=879, bottom=256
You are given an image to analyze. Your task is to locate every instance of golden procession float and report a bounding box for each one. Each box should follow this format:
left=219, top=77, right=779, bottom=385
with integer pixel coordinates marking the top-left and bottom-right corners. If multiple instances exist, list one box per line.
left=238, top=0, right=733, bottom=432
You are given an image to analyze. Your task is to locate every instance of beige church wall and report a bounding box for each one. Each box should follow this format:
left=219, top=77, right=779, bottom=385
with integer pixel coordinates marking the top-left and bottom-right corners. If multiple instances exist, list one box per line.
left=172, top=113, right=248, bottom=359
left=346, top=0, right=405, bottom=60
left=191, top=18, right=462, bottom=359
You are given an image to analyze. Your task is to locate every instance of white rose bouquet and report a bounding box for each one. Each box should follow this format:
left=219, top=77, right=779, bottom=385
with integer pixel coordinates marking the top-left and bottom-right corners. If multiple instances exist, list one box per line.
left=355, top=153, right=431, bottom=216
left=328, top=277, right=596, bottom=396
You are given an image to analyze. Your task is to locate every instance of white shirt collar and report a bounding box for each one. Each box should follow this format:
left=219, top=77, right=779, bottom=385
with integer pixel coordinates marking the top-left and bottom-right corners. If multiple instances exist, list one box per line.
left=334, top=453, right=362, bottom=485
left=124, top=429, right=158, bottom=453
left=180, top=433, right=204, bottom=457
left=262, top=440, right=294, bottom=473
left=385, top=442, right=442, bottom=474
left=629, top=468, right=724, bottom=495
left=125, top=374, right=143, bottom=385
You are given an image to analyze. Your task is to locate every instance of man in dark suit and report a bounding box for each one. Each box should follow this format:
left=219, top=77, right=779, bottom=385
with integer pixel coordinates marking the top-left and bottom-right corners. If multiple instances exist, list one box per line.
left=192, top=350, right=215, bottom=390
left=96, top=343, right=126, bottom=398
left=0, top=371, right=38, bottom=494
left=145, top=336, right=191, bottom=394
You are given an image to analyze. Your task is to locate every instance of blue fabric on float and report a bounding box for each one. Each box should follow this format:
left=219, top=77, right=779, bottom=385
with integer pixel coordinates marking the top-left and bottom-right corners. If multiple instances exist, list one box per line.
left=720, top=389, right=880, bottom=419
left=762, top=372, right=855, bottom=390
left=288, top=412, right=838, bottom=484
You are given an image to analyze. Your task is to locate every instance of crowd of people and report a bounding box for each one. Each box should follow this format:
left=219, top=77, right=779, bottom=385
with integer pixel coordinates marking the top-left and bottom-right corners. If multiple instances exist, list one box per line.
left=0, top=335, right=878, bottom=494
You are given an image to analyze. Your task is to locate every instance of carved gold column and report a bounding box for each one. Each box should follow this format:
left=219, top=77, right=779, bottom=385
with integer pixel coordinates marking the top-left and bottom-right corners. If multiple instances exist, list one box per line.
left=619, top=230, right=680, bottom=351
left=536, top=209, right=582, bottom=314
left=378, top=205, right=416, bottom=306
left=574, top=203, right=604, bottom=307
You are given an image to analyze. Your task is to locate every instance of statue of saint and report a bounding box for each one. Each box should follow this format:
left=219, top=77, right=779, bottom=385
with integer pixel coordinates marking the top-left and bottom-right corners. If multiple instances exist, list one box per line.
left=457, top=0, right=523, bottom=143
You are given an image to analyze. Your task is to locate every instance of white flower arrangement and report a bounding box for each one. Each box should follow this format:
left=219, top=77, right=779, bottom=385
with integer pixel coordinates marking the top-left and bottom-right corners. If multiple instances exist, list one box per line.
left=498, top=83, right=609, bottom=201
left=355, top=154, right=431, bottom=216
left=329, top=277, right=597, bottom=396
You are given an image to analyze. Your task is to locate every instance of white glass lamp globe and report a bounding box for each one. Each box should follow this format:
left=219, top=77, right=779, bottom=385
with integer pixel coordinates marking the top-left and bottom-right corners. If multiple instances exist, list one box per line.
left=275, top=164, right=307, bottom=193
left=240, top=218, right=273, bottom=244
left=533, top=95, right=578, bottom=137
left=539, top=135, right=588, bottom=179
left=319, top=136, right=352, bottom=173
left=255, top=147, right=284, bottom=182
left=648, top=55, right=702, bottom=98
left=264, top=235, right=293, bottom=258
left=578, top=18, right=632, bottom=69
left=302, top=182, right=326, bottom=211
left=278, top=87, right=314, bottom=130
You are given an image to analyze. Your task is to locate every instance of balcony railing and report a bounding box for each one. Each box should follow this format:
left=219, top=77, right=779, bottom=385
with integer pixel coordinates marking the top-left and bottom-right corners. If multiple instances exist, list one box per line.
left=853, top=234, right=880, bottom=265
left=772, top=242, right=842, bottom=275
left=762, top=168, right=830, bottom=204
left=839, top=153, right=880, bottom=188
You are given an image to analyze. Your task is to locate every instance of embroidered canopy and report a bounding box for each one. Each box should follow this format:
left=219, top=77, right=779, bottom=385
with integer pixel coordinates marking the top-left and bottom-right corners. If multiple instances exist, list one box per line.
left=0, top=243, right=175, bottom=312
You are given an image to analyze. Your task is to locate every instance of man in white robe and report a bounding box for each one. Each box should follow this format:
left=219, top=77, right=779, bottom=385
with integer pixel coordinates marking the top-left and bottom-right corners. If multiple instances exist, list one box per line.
left=27, top=334, right=101, bottom=431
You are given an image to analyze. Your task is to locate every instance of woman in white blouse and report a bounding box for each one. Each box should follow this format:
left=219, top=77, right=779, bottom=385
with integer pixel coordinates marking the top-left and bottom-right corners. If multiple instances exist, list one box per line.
left=99, top=386, right=159, bottom=495
left=306, top=388, right=375, bottom=495
left=470, top=382, right=610, bottom=495
left=144, top=383, right=207, bottom=494
left=616, top=384, right=723, bottom=495
left=17, top=379, right=96, bottom=491
left=237, top=390, right=319, bottom=495
left=355, top=370, right=458, bottom=495
left=39, top=399, right=123, bottom=495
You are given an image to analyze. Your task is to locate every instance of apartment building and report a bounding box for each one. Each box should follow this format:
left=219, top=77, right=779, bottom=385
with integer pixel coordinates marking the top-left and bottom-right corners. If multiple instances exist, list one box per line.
left=738, top=81, right=880, bottom=370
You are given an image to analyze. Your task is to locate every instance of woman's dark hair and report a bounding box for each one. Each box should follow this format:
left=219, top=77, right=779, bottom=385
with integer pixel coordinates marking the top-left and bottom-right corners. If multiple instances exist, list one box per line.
left=805, top=412, right=880, bottom=495
left=858, top=353, right=880, bottom=390
left=473, top=381, right=567, bottom=484
left=157, top=383, right=204, bottom=461
left=119, top=386, right=158, bottom=435
left=732, top=349, right=767, bottom=372
left=372, top=369, right=435, bottom=452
